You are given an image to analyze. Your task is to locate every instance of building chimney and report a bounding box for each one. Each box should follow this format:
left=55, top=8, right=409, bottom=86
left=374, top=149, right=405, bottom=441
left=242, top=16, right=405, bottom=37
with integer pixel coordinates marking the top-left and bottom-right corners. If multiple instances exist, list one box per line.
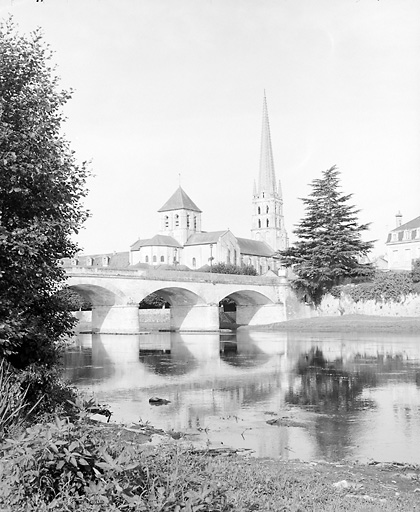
left=395, top=211, right=402, bottom=227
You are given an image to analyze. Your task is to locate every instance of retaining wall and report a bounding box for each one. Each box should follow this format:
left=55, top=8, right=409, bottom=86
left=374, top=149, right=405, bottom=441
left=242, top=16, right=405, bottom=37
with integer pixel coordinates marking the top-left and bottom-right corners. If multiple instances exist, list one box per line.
left=316, top=293, right=420, bottom=317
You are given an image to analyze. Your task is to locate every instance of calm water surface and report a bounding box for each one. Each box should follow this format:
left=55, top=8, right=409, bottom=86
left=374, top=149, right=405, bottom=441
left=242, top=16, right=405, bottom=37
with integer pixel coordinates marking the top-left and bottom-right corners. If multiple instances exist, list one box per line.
left=63, top=330, right=420, bottom=463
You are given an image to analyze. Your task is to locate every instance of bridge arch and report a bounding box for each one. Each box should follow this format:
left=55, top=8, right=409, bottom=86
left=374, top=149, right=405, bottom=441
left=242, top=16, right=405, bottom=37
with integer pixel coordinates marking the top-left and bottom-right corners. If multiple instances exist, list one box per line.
left=141, top=286, right=205, bottom=307
left=217, top=289, right=284, bottom=327
left=217, top=289, right=274, bottom=306
left=66, top=283, right=128, bottom=307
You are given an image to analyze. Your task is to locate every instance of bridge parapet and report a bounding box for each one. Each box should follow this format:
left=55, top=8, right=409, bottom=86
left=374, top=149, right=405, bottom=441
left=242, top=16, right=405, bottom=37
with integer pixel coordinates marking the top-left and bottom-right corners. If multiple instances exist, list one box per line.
left=65, top=267, right=288, bottom=286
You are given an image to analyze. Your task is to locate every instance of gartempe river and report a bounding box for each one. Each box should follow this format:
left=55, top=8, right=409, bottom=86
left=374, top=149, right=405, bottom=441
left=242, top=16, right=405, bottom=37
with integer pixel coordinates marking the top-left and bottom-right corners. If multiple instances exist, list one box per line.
left=63, top=329, right=420, bottom=464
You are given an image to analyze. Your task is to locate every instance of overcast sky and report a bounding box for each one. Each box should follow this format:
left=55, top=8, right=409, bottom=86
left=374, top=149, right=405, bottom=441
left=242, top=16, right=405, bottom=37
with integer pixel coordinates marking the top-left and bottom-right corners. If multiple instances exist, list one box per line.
left=2, top=0, right=420, bottom=256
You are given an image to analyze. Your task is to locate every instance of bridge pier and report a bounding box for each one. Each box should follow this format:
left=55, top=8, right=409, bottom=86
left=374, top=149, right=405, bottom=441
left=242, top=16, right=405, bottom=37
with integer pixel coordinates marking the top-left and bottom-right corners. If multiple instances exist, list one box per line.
left=91, top=304, right=140, bottom=334
left=236, top=303, right=285, bottom=326
left=170, top=304, right=220, bottom=331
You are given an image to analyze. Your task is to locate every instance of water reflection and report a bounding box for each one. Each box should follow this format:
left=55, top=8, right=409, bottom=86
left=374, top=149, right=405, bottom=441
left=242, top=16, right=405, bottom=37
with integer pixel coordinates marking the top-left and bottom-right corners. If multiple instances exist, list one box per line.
left=63, top=330, right=420, bottom=463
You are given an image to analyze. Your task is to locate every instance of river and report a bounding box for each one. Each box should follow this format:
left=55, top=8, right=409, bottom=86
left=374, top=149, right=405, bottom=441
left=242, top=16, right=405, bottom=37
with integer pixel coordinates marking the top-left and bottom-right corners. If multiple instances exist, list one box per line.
left=63, top=329, right=420, bottom=464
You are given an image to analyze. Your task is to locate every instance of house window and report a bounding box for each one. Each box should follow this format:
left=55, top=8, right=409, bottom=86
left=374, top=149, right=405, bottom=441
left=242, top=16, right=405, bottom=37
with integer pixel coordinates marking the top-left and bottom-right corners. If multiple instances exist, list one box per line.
left=227, top=249, right=231, bottom=264
left=175, top=214, right=179, bottom=227
left=153, top=255, right=157, bottom=263
left=145, top=255, right=149, bottom=263
left=194, top=216, right=197, bottom=229
left=258, top=219, right=261, bottom=228
left=192, top=257, right=196, bottom=267
left=266, top=219, right=269, bottom=227
left=187, top=214, right=190, bottom=228
left=164, top=215, right=169, bottom=228
left=71, top=258, right=78, bottom=266
left=160, top=256, right=164, bottom=262
left=266, top=205, right=269, bottom=213
left=392, top=233, right=398, bottom=241
left=86, top=257, right=93, bottom=266
left=234, top=249, right=237, bottom=265
left=102, top=256, right=109, bottom=267
left=257, top=206, right=261, bottom=215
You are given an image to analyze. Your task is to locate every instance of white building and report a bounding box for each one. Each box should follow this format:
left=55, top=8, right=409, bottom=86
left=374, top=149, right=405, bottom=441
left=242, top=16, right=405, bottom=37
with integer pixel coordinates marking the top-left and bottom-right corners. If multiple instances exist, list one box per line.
left=386, top=212, right=420, bottom=270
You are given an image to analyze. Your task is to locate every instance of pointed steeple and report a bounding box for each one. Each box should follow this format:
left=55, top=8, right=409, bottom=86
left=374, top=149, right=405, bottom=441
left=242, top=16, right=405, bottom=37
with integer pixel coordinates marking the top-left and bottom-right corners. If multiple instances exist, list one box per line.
left=251, top=93, right=288, bottom=252
left=258, top=92, right=277, bottom=195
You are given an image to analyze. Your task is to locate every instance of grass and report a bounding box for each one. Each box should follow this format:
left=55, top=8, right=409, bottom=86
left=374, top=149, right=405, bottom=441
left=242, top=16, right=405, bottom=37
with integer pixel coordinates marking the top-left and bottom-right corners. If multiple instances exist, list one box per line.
left=1, top=419, right=419, bottom=511
left=254, top=314, right=420, bottom=333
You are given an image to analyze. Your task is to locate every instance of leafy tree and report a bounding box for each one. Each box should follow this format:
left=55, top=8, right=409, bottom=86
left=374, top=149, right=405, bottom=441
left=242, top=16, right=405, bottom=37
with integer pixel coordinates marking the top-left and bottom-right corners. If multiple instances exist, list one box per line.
left=279, top=166, right=374, bottom=304
left=56, top=288, right=92, bottom=311
left=0, top=20, right=89, bottom=368
left=206, top=262, right=257, bottom=276
left=139, top=292, right=170, bottom=309
left=411, top=258, right=420, bottom=283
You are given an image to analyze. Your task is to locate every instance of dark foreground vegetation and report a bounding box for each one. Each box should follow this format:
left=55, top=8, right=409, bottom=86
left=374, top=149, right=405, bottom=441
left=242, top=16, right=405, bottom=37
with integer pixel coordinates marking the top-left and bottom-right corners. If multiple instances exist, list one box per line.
left=1, top=389, right=419, bottom=512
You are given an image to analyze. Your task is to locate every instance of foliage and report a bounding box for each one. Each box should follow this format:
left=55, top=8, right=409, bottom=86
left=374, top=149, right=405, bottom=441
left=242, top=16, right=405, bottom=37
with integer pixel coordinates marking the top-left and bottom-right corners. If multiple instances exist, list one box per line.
left=56, top=287, right=92, bottom=311
left=411, top=258, right=420, bottom=283
left=19, top=363, right=78, bottom=420
left=0, top=19, right=89, bottom=368
left=332, top=271, right=419, bottom=303
left=0, top=416, right=230, bottom=511
left=0, top=359, right=29, bottom=438
left=205, top=263, right=257, bottom=275
left=0, top=414, right=418, bottom=511
left=279, top=166, right=374, bottom=304
left=139, top=292, right=170, bottom=309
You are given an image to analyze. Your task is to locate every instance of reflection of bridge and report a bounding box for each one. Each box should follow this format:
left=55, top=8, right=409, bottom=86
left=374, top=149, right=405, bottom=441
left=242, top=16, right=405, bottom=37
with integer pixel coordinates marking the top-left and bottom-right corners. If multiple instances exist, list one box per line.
left=66, top=267, right=290, bottom=333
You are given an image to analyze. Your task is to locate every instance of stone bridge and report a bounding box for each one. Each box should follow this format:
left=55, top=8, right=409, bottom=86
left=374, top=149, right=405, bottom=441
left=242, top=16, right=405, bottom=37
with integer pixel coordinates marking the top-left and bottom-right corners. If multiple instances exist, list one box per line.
left=65, top=267, right=291, bottom=333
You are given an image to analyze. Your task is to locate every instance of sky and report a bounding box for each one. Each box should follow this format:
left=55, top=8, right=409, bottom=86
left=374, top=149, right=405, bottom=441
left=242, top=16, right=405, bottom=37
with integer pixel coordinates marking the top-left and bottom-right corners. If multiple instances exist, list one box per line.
left=1, top=0, right=420, bottom=257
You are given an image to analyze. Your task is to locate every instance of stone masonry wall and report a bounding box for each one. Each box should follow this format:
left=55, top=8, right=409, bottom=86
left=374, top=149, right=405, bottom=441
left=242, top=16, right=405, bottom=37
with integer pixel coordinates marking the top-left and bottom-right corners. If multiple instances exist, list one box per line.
left=316, top=293, right=420, bottom=317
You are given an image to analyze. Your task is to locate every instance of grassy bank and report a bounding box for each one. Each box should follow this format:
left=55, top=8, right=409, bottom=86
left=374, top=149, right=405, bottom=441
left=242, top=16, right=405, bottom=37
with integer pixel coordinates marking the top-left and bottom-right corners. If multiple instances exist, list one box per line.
left=1, top=420, right=419, bottom=511
left=253, top=314, right=420, bottom=333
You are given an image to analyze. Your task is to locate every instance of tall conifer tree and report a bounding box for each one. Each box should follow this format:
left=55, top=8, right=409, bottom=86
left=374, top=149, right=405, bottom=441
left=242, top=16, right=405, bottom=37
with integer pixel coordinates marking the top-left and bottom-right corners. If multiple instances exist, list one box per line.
left=280, top=166, right=374, bottom=303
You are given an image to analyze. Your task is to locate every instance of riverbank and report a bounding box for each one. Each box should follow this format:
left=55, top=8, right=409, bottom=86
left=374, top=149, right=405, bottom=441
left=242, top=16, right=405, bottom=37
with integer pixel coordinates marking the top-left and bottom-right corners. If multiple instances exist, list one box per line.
left=56, top=423, right=420, bottom=510
left=2, top=413, right=419, bottom=511
left=252, top=314, right=420, bottom=333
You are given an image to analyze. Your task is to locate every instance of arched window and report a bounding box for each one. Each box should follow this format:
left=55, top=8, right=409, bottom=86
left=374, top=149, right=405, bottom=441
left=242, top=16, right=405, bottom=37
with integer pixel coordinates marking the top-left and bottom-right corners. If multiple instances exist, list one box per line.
left=160, top=255, right=164, bottom=262
left=164, top=215, right=169, bottom=228
left=266, top=205, right=269, bottom=213
left=186, top=214, right=190, bottom=228
left=145, top=255, right=149, bottom=263
left=175, top=214, right=179, bottom=227
left=258, top=219, right=261, bottom=228
left=257, top=206, right=261, bottom=215
left=192, top=257, right=196, bottom=267
left=153, top=255, right=157, bottom=263
left=266, top=219, right=269, bottom=227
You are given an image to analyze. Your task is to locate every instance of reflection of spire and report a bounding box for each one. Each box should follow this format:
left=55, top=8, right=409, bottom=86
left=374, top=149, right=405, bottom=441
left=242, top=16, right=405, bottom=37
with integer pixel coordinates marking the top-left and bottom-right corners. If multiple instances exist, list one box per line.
left=258, top=92, right=277, bottom=195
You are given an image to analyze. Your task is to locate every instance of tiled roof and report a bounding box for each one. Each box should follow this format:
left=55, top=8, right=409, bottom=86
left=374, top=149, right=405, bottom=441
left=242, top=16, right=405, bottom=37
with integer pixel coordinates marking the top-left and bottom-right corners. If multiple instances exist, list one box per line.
left=62, top=252, right=130, bottom=268
left=237, top=237, right=274, bottom=257
left=184, top=231, right=227, bottom=246
left=130, top=234, right=182, bottom=251
left=390, top=215, right=420, bottom=232
left=158, top=187, right=202, bottom=213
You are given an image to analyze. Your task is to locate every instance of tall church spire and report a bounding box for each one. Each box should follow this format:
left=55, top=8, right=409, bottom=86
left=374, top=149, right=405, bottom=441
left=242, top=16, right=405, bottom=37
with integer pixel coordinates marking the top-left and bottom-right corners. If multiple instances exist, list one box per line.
left=258, top=92, right=277, bottom=195
left=251, top=93, right=288, bottom=252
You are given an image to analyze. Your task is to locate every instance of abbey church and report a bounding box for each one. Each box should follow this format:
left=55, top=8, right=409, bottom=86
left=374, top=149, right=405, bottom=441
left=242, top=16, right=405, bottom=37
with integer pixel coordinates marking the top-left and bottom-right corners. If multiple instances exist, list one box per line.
left=67, top=95, right=288, bottom=275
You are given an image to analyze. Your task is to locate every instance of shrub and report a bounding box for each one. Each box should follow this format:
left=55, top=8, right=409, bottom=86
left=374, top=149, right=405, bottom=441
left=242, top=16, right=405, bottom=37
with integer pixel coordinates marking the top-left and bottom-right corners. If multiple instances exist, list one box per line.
left=411, top=258, right=420, bottom=283
left=0, top=418, right=229, bottom=511
left=330, top=271, right=418, bottom=303
left=205, top=263, right=257, bottom=275
left=0, top=359, right=28, bottom=438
